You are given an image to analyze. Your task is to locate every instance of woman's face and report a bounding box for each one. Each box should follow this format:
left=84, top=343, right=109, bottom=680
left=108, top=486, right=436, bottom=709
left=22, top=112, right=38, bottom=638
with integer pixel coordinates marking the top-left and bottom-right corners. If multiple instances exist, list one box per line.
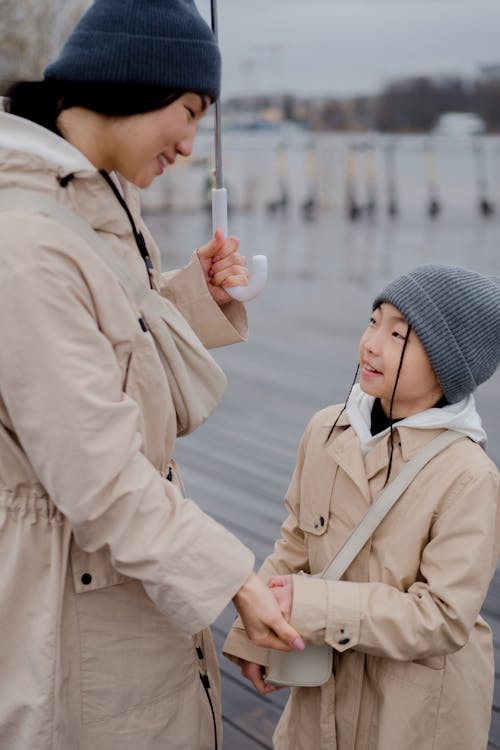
left=101, top=92, right=209, bottom=188
left=359, top=302, right=443, bottom=418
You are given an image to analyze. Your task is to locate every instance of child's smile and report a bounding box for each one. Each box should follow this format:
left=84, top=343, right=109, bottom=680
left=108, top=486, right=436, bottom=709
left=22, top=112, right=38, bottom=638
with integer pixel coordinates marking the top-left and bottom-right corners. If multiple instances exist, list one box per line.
left=361, top=361, right=383, bottom=377
left=359, top=302, right=443, bottom=418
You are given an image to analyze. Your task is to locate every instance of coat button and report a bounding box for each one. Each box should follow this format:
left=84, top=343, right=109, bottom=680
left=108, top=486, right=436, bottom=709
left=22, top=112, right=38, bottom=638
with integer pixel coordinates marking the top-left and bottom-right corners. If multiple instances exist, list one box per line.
left=338, top=637, right=350, bottom=645
left=314, top=515, right=325, bottom=529
left=81, top=573, right=92, bottom=585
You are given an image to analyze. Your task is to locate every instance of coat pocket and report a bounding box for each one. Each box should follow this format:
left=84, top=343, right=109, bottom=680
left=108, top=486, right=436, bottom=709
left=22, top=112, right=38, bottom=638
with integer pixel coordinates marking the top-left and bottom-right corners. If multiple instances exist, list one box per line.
left=70, top=537, right=133, bottom=593
left=298, top=464, right=338, bottom=537
left=298, top=463, right=338, bottom=574
left=70, top=538, right=198, bottom=724
left=367, top=655, right=445, bottom=750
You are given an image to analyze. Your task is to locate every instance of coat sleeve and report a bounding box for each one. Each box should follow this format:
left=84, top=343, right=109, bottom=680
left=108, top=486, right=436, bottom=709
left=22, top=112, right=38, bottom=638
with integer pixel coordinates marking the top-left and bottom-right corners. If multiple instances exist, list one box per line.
left=0, top=220, right=254, bottom=635
left=159, top=252, right=248, bottom=349
left=223, top=419, right=314, bottom=666
left=289, top=465, right=500, bottom=660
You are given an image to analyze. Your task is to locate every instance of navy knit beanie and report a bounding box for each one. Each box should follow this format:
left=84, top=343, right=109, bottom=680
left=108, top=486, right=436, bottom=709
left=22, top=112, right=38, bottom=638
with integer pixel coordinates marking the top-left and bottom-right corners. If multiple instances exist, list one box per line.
left=44, top=0, right=221, bottom=101
left=373, top=264, right=500, bottom=404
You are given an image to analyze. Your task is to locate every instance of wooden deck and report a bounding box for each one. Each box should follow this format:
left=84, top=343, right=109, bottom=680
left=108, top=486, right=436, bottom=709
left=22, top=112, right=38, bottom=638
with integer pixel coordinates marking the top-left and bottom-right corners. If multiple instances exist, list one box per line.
left=149, top=206, right=500, bottom=749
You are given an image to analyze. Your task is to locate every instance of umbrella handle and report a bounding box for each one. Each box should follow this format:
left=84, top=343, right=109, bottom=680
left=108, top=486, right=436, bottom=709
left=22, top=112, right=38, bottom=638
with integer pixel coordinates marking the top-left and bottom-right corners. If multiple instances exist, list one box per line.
left=212, top=187, right=268, bottom=301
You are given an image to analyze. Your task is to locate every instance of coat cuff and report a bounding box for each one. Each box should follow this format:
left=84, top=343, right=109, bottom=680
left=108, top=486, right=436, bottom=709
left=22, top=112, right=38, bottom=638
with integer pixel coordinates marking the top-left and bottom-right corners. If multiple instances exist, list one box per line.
left=325, top=580, right=361, bottom=653
left=160, top=253, right=248, bottom=349
left=290, top=576, right=361, bottom=653
left=222, top=622, right=270, bottom=667
left=290, top=574, right=329, bottom=645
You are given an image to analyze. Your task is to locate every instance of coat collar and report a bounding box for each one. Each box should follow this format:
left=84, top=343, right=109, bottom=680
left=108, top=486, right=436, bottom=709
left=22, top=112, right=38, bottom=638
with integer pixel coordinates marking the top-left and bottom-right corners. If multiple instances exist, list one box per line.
left=322, top=410, right=371, bottom=503
left=322, top=408, right=448, bottom=502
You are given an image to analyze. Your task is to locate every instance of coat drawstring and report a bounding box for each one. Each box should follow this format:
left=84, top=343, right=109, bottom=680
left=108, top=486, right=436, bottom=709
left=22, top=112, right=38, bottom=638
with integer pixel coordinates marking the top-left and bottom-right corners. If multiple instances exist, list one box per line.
left=98, top=169, right=155, bottom=288
left=196, top=644, right=218, bottom=750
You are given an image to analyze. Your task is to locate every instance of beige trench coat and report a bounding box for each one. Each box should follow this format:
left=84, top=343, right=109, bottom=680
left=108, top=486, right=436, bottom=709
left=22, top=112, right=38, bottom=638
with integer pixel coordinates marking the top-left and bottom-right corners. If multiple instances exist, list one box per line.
left=0, top=110, right=255, bottom=750
left=224, top=405, right=500, bottom=750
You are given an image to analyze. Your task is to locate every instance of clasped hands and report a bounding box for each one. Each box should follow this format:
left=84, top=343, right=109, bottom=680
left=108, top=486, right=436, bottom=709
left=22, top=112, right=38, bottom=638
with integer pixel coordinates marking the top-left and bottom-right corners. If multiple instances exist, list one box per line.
left=197, top=229, right=248, bottom=306
left=234, top=573, right=296, bottom=696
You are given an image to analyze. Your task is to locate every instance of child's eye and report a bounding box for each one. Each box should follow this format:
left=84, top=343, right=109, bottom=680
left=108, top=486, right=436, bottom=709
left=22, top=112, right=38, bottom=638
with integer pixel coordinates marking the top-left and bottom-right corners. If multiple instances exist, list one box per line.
left=185, top=107, right=195, bottom=120
left=392, top=331, right=406, bottom=341
left=369, top=316, right=376, bottom=325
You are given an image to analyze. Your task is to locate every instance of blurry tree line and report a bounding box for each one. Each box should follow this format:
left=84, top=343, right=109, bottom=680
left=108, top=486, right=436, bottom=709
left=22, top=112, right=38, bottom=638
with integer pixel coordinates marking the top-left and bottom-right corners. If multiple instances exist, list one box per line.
left=305, top=72, right=500, bottom=132
left=226, top=72, right=500, bottom=133
left=374, top=74, right=500, bottom=132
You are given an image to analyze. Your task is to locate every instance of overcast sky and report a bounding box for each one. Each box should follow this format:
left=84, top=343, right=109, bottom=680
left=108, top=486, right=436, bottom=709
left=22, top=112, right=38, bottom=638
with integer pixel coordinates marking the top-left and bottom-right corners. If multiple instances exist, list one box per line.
left=197, top=0, right=500, bottom=98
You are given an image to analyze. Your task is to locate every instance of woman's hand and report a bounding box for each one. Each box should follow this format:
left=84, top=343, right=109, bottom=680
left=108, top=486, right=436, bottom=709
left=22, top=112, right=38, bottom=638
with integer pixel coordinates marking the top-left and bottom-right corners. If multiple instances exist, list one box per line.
left=268, top=574, right=294, bottom=622
left=197, top=229, right=248, bottom=306
left=240, top=660, right=280, bottom=695
left=233, top=572, right=304, bottom=652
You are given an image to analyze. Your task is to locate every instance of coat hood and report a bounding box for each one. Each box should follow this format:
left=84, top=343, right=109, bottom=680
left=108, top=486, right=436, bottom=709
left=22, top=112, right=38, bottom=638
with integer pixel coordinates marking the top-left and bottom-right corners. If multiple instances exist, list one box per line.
left=346, top=383, right=487, bottom=455
left=0, top=97, right=95, bottom=176
left=0, top=99, right=141, bottom=236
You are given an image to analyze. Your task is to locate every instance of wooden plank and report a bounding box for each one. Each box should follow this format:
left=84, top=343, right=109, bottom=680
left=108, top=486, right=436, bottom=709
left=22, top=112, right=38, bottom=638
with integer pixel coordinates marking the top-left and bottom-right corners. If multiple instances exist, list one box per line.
left=220, top=672, right=282, bottom=747
left=221, top=720, right=272, bottom=750
left=494, top=677, right=500, bottom=713
left=483, top=571, right=500, bottom=733
left=489, top=709, right=500, bottom=750
left=485, top=609, right=500, bottom=648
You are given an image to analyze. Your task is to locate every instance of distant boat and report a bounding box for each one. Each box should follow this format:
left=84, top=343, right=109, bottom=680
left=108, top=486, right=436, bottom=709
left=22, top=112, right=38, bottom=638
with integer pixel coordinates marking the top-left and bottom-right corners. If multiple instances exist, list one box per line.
left=432, top=112, right=486, bottom=137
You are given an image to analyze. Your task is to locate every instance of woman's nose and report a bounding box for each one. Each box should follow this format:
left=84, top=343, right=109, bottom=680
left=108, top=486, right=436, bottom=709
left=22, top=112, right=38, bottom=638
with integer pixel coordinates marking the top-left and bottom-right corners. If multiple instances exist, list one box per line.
left=176, top=133, right=195, bottom=158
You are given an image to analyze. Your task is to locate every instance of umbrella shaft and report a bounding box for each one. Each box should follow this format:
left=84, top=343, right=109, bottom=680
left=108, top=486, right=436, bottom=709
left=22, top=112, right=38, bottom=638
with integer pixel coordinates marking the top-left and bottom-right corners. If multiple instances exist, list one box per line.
left=211, top=0, right=224, bottom=188
left=214, top=102, right=223, bottom=188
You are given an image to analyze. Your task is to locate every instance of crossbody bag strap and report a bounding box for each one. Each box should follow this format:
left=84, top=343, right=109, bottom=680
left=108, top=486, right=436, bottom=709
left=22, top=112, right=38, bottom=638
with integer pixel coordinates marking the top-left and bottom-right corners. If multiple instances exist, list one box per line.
left=0, top=187, right=148, bottom=309
left=320, top=429, right=463, bottom=581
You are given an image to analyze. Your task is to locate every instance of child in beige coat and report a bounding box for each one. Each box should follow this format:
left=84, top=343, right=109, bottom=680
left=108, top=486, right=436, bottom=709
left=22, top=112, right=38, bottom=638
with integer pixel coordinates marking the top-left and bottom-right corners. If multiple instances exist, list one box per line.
left=224, top=264, right=500, bottom=750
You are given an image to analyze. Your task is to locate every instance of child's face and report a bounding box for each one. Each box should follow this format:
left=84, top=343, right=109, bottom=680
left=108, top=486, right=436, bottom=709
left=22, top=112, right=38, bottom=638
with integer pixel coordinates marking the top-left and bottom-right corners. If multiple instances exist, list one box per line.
left=359, top=303, right=443, bottom=418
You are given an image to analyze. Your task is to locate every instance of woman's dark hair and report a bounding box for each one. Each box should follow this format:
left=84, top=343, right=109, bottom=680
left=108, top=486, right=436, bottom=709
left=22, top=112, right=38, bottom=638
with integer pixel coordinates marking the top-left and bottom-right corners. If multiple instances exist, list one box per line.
left=5, top=79, right=183, bottom=136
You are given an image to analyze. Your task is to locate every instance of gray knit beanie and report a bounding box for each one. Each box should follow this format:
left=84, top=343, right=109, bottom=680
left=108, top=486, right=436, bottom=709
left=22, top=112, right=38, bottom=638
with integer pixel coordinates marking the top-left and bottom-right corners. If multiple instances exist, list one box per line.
left=44, top=0, right=221, bottom=101
left=373, top=264, right=500, bottom=403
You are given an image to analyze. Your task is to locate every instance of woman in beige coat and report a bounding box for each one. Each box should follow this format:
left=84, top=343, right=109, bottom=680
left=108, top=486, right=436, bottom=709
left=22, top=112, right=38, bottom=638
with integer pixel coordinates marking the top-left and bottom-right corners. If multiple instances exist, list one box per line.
left=0, top=2, right=303, bottom=749
left=224, top=264, right=500, bottom=750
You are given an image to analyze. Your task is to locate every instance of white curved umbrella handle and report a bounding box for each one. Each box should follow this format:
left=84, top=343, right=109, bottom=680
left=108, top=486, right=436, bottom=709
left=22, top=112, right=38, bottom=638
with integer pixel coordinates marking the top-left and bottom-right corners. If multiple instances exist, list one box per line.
left=212, top=187, right=268, bottom=302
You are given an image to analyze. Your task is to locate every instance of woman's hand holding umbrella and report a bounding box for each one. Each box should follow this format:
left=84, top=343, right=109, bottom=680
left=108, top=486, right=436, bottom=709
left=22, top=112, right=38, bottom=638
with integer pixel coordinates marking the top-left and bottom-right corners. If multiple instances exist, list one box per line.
left=197, top=228, right=248, bottom=306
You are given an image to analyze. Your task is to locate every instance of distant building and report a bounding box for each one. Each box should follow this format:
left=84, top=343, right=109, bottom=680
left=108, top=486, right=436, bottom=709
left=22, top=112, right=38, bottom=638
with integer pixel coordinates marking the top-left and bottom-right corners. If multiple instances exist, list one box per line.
left=433, top=112, right=486, bottom=136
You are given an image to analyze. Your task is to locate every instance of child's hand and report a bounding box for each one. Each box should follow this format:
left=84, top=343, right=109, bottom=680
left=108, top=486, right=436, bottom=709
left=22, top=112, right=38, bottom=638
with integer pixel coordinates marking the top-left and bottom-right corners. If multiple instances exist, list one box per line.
left=197, top=229, right=248, bottom=306
left=268, top=574, right=294, bottom=622
left=240, top=660, right=280, bottom=695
